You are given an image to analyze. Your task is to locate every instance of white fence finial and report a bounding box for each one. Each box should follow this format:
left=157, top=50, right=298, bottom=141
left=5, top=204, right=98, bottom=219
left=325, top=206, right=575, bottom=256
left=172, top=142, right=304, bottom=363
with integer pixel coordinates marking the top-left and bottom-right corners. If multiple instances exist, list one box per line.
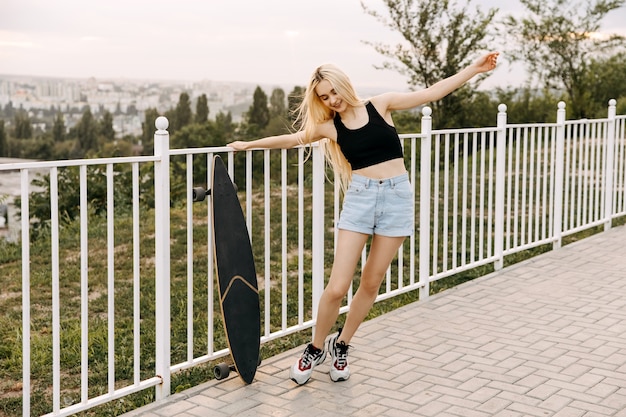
left=155, top=116, right=169, bottom=131
left=498, top=103, right=507, bottom=113
left=556, top=101, right=567, bottom=125
left=422, top=106, right=432, bottom=117
left=608, top=99, right=617, bottom=119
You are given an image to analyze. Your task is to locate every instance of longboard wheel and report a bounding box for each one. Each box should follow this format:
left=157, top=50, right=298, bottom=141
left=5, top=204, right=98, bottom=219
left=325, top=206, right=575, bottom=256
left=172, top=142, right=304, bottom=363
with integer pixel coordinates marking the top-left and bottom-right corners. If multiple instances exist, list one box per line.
left=214, top=362, right=231, bottom=380
left=192, top=187, right=210, bottom=202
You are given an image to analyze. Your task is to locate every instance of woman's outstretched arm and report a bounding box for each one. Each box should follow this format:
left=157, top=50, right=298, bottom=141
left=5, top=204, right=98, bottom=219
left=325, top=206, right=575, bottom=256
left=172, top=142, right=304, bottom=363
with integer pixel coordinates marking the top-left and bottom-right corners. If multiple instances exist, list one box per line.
left=227, top=132, right=304, bottom=151
left=374, top=51, right=500, bottom=112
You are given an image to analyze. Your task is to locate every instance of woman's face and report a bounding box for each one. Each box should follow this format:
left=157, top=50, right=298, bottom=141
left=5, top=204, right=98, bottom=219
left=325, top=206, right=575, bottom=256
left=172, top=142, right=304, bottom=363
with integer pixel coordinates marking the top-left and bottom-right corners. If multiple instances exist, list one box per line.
left=315, top=79, right=347, bottom=113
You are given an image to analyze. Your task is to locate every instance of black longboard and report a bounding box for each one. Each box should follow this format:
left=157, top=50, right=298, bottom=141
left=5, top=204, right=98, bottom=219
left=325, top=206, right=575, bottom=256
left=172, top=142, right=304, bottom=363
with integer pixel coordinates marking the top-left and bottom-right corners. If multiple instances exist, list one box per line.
left=195, top=155, right=261, bottom=384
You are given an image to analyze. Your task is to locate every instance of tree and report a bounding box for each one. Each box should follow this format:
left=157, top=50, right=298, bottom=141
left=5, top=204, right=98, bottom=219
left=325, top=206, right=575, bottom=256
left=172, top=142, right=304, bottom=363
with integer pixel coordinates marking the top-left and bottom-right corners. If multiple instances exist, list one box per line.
left=246, top=86, right=270, bottom=135
left=287, top=86, right=305, bottom=128
left=100, top=111, right=115, bottom=142
left=362, top=0, right=498, bottom=128
left=215, top=111, right=235, bottom=137
left=262, top=88, right=292, bottom=137
left=495, top=87, right=563, bottom=124
left=195, top=94, right=209, bottom=123
left=126, top=104, right=138, bottom=116
left=269, top=88, right=287, bottom=118
left=582, top=52, right=626, bottom=116
left=169, top=122, right=232, bottom=198
left=3, top=101, right=15, bottom=119
left=175, top=92, right=193, bottom=131
left=163, top=108, right=177, bottom=135
left=52, top=112, right=66, bottom=143
left=13, top=110, right=33, bottom=139
left=503, top=0, right=626, bottom=118
left=75, top=107, right=98, bottom=156
left=142, top=107, right=159, bottom=154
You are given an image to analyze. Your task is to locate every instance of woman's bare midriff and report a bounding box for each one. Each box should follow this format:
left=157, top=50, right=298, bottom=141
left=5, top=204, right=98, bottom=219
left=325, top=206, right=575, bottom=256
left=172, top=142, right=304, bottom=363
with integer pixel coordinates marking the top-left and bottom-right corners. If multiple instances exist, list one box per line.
left=352, top=158, right=406, bottom=179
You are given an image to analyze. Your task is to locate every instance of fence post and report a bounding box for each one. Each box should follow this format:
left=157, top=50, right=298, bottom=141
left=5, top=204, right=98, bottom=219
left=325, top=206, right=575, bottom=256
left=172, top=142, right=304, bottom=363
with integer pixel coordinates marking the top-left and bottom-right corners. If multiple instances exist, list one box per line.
left=553, top=102, right=567, bottom=250
left=494, top=104, right=507, bottom=271
left=419, top=107, right=432, bottom=300
left=311, top=144, right=325, bottom=332
left=21, top=169, right=31, bottom=417
left=153, top=116, right=171, bottom=399
left=604, top=99, right=617, bottom=231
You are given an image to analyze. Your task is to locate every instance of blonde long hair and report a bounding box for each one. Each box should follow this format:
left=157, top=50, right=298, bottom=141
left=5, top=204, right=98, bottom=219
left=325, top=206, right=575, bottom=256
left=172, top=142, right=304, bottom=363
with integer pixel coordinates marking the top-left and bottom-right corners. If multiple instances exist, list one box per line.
left=293, top=63, right=363, bottom=192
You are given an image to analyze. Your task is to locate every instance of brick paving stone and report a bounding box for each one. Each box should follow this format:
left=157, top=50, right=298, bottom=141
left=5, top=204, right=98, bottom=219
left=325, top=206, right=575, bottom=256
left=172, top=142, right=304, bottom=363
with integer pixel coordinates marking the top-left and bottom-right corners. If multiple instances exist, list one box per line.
left=538, top=393, right=573, bottom=412
left=550, top=407, right=586, bottom=417
left=605, top=391, right=626, bottom=410
left=526, top=383, right=560, bottom=400
left=410, top=398, right=451, bottom=416
left=352, top=403, right=389, bottom=416
left=465, top=385, right=500, bottom=403
left=378, top=397, right=418, bottom=413
left=187, top=405, right=228, bottom=417
left=120, top=225, right=626, bottom=417
left=556, top=388, right=604, bottom=404
left=585, top=381, right=619, bottom=399
left=187, top=393, right=229, bottom=410
left=475, top=397, right=511, bottom=415
left=506, top=365, right=538, bottom=379
left=383, top=409, right=423, bottom=417
left=569, top=400, right=615, bottom=415
left=447, top=367, right=481, bottom=383
left=345, top=392, right=383, bottom=409
left=517, top=374, right=549, bottom=389
left=405, top=389, right=441, bottom=407
left=491, top=411, right=524, bottom=417
left=446, top=406, right=493, bottom=417
left=218, top=397, right=259, bottom=415
left=436, top=394, right=482, bottom=410
left=506, top=402, right=553, bottom=417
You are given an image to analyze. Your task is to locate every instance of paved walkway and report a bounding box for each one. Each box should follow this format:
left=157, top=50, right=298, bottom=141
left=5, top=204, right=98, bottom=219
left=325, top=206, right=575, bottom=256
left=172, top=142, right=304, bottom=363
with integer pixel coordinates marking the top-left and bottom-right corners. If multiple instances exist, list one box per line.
left=123, top=226, right=626, bottom=417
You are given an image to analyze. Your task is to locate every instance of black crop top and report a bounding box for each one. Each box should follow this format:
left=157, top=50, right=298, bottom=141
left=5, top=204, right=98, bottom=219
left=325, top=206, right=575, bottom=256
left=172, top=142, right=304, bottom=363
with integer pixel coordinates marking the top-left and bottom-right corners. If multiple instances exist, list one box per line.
left=333, top=101, right=403, bottom=170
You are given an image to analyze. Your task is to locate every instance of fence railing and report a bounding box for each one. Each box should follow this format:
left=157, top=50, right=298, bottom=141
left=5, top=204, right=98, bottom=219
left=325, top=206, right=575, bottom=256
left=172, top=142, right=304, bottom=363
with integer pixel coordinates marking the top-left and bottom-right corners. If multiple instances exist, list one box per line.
left=1, top=100, right=624, bottom=416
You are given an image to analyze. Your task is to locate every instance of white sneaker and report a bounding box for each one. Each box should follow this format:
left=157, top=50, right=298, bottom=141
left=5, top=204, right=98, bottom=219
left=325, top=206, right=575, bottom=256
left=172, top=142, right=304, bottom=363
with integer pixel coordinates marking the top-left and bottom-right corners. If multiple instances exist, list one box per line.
left=328, top=333, right=350, bottom=382
left=289, top=343, right=326, bottom=385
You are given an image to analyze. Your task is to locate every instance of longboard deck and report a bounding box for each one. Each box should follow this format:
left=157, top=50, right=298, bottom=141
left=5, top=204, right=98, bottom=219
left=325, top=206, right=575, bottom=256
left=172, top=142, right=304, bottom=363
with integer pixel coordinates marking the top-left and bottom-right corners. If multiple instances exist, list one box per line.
left=211, top=155, right=260, bottom=384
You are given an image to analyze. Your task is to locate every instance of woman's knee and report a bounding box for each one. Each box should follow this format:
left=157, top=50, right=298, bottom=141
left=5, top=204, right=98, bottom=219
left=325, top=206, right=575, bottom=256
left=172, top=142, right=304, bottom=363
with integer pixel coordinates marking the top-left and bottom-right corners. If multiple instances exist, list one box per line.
left=323, top=281, right=350, bottom=302
left=358, top=273, right=385, bottom=296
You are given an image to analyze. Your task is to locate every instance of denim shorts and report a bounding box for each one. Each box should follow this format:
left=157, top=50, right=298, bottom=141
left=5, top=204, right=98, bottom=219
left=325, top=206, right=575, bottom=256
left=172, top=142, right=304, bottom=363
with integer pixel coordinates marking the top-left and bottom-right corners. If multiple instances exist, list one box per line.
left=337, top=173, right=415, bottom=237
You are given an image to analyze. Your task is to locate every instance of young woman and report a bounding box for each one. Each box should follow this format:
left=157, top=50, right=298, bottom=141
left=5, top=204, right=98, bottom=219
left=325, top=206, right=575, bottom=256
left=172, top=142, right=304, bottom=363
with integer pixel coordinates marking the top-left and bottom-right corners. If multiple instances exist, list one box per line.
left=227, top=51, right=499, bottom=384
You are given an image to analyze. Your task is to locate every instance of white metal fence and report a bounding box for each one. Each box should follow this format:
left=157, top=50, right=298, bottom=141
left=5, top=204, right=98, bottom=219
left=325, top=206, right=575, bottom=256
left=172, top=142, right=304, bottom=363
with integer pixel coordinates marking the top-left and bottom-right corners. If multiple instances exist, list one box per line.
left=1, top=100, right=624, bottom=416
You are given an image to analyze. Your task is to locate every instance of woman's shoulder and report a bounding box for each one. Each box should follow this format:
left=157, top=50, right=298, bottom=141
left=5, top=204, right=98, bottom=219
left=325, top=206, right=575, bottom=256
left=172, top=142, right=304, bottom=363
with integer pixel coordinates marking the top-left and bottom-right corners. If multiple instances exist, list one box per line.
left=314, top=119, right=338, bottom=141
left=367, top=96, right=392, bottom=117
left=369, top=93, right=394, bottom=108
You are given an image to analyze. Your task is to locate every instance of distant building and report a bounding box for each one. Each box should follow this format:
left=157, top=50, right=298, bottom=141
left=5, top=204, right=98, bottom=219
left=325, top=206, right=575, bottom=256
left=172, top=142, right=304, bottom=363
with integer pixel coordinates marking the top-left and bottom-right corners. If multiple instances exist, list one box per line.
left=0, top=74, right=269, bottom=136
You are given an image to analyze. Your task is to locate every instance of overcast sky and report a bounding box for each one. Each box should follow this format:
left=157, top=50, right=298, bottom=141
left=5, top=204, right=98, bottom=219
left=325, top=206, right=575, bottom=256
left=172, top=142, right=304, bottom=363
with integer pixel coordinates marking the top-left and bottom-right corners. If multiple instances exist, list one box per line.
left=1, top=0, right=625, bottom=91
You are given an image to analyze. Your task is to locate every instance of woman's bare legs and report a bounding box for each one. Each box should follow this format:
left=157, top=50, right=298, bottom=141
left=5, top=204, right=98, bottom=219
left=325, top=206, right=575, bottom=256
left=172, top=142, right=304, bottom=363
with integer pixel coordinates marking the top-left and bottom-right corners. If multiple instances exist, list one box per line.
left=338, top=234, right=405, bottom=345
left=312, top=229, right=369, bottom=349
left=312, top=231, right=406, bottom=348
